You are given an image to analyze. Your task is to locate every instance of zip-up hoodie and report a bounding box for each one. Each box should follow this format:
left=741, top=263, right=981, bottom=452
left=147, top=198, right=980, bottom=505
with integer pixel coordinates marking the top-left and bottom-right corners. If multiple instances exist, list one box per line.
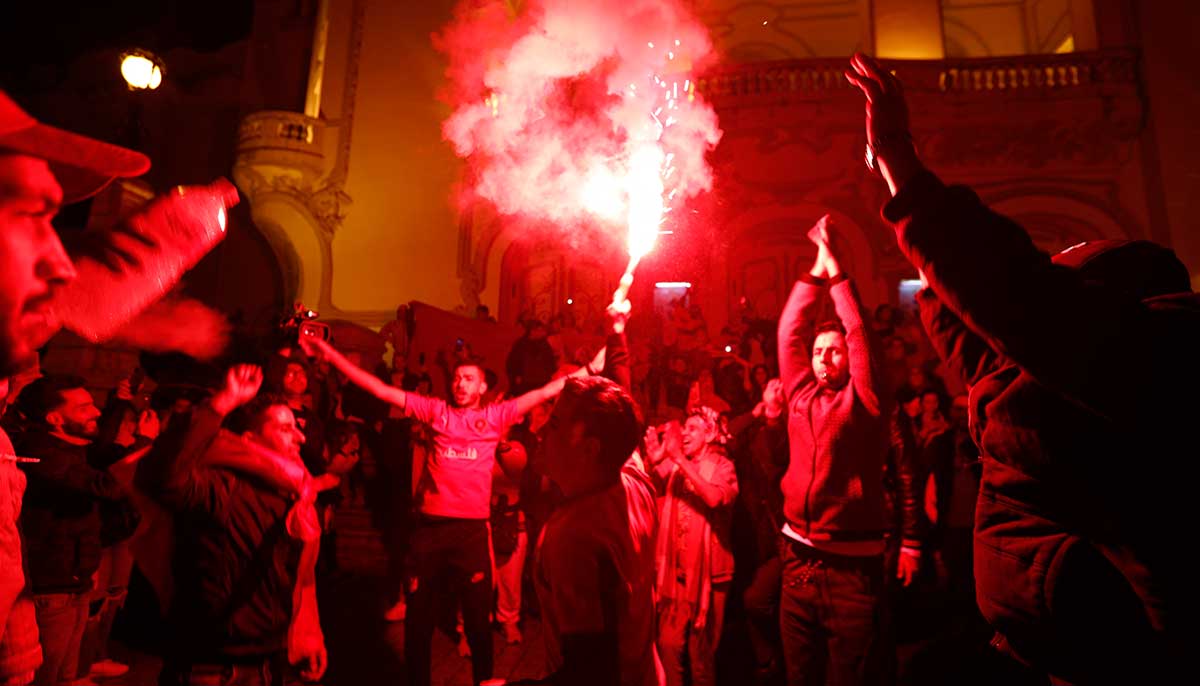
left=778, top=274, right=892, bottom=546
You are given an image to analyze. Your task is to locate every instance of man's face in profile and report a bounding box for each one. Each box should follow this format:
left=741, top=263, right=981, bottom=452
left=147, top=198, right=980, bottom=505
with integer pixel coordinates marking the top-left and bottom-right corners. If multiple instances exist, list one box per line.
left=0, top=154, right=73, bottom=375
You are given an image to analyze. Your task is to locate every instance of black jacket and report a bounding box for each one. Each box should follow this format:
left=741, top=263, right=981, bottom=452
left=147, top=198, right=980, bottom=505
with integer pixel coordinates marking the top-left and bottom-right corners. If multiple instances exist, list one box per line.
left=138, top=405, right=302, bottom=661
left=17, top=430, right=125, bottom=594
left=888, top=170, right=1198, bottom=678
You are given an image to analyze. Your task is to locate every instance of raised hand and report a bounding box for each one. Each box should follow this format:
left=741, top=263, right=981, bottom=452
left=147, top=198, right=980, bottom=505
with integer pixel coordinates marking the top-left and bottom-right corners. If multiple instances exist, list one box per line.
left=644, top=426, right=665, bottom=464
left=844, top=53, right=910, bottom=147
left=844, top=52, right=922, bottom=194
left=807, top=214, right=839, bottom=279
left=135, top=409, right=160, bottom=441
left=762, top=378, right=785, bottom=418
left=606, top=298, right=631, bottom=335
left=298, top=333, right=332, bottom=361
left=212, top=364, right=263, bottom=415
left=662, top=421, right=684, bottom=462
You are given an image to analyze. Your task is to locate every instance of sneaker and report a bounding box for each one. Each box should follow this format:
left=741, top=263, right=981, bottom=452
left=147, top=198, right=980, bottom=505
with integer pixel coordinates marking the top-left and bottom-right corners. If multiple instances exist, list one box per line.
left=456, top=633, right=472, bottom=658
left=383, top=598, right=407, bottom=622
left=502, top=622, right=522, bottom=645
left=89, top=659, right=130, bottom=678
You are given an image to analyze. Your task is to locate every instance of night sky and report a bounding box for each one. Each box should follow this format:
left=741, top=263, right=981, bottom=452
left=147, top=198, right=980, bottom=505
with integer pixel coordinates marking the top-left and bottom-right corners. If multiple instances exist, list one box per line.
left=0, top=0, right=254, bottom=93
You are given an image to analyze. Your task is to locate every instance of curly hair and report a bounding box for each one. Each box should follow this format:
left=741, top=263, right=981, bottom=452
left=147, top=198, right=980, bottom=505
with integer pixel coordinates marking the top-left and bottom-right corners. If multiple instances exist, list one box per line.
left=687, top=405, right=731, bottom=446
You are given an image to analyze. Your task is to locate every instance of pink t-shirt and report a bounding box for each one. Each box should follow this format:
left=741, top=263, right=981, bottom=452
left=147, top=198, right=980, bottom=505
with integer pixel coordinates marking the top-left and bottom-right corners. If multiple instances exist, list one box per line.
left=535, top=458, right=664, bottom=686
left=405, top=395, right=520, bottom=519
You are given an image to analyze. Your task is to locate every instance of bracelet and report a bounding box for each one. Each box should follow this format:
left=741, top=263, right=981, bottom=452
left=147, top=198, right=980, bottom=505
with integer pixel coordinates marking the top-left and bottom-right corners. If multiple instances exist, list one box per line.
left=584, top=363, right=596, bottom=376
left=865, top=131, right=913, bottom=175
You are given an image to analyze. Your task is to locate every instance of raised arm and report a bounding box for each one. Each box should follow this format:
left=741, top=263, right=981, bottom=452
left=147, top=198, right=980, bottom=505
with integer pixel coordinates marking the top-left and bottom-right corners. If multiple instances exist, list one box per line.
left=300, top=335, right=406, bottom=409
left=816, top=220, right=887, bottom=416
left=513, top=344, right=604, bottom=417
left=847, top=52, right=1164, bottom=422
left=670, top=451, right=738, bottom=510
left=778, top=217, right=834, bottom=399
left=916, top=283, right=1004, bottom=391
left=600, top=299, right=632, bottom=392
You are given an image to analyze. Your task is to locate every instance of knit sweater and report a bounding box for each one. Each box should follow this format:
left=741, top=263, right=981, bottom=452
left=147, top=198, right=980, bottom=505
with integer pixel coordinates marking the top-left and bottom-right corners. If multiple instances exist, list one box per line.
left=777, top=274, right=891, bottom=547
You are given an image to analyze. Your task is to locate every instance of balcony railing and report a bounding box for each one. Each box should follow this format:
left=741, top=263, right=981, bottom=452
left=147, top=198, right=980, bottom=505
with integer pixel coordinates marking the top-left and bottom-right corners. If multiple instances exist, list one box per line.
left=695, top=49, right=1140, bottom=105
left=236, top=110, right=324, bottom=158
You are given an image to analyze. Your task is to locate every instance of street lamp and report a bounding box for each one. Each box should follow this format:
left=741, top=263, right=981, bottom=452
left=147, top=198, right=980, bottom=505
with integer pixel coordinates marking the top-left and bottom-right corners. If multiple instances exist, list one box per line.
left=120, top=49, right=164, bottom=90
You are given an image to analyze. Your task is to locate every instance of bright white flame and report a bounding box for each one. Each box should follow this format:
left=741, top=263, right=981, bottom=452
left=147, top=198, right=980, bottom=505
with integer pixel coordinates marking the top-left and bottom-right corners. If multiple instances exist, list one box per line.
left=655, top=282, right=692, bottom=289
left=625, top=145, right=665, bottom=260
left=121, top=53, right=162, bottom=90
left=566, top=298, right=574, bottom=305
left=217, top=207, right=226, bottom=231
left=580, top=167, right=624, bottom=222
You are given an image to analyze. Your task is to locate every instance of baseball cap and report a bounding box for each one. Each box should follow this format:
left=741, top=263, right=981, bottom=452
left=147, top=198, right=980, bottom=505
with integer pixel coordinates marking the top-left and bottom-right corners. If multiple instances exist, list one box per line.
left=1052, top=239, right=1192, bottom=300
left=0, top=89, right=150, bottom=202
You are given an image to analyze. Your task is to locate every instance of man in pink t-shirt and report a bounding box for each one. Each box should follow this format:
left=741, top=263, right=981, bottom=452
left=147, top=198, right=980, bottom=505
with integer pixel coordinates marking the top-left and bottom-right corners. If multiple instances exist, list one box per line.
left=301, top=336, right=602, bottom=686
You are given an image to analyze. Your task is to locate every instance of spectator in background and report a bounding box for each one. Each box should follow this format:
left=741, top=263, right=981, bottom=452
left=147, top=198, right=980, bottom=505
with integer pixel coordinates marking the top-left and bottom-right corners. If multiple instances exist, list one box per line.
left=645, top=407, right=738, bottom=686
left=507, top=320, right=557, bottom=397
left=75, top=378, right=158, bottom=682
left=266, top=353, right=325, bottom=491
left=15, top=375, right=130, bottom=686
left=686, top=369, right=730, bottom=416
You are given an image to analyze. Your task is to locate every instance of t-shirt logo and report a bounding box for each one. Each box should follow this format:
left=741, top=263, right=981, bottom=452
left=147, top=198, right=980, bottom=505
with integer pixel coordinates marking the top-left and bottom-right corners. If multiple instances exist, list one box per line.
left=442, top=446, right=480, bottom=461
left=475, top=419, right=487, bottom=431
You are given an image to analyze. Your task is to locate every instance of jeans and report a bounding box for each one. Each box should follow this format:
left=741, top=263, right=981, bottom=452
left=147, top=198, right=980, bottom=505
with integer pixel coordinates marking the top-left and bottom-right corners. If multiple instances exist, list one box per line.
left=779, top=539, right=886, bottom=686
left=405, top=518, right=493, bottom=686
left=32, top=592, right=89, bottom=686
left=158, top=655, right=285, bottom=686
left=77, top=542, right=134, bottom=677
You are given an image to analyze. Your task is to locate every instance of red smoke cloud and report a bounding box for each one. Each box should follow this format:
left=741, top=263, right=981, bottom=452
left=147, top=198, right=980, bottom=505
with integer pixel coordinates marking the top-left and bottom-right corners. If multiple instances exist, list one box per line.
left=436, top=0, right=722, bottom=249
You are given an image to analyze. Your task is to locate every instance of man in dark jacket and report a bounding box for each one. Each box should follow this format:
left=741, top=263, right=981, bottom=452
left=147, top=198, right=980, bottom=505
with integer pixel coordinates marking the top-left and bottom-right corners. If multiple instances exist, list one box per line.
left=15, top=375, right=126, bottom=686
left=847, top=52, right=1195, bottom=682
left=138, top=365, right=327, bottom=686
left=776, top=217, right=893, bottom=685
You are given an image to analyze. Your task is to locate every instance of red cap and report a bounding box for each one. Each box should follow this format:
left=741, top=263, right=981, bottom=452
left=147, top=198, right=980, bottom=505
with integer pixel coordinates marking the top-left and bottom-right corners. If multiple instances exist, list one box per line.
left=0, top=89, right=150, bottom=202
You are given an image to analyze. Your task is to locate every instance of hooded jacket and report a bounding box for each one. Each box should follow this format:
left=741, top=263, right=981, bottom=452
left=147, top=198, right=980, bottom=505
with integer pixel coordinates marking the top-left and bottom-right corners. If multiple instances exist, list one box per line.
left=886, top=170, right=1197, bottom=680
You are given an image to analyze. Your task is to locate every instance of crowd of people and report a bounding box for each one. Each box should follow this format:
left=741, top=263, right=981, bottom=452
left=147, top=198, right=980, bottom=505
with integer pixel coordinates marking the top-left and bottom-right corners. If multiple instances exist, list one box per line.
left=0, top=51, right=1192, bottom=686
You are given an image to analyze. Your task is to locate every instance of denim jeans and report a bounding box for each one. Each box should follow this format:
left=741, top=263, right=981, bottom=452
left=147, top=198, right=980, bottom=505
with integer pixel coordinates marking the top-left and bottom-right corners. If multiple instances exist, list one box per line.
left=778, top=539, right=887, bottom=686
left=77, top=542, right=134, bottom=677
left=32, top=591, right=89, bottom=686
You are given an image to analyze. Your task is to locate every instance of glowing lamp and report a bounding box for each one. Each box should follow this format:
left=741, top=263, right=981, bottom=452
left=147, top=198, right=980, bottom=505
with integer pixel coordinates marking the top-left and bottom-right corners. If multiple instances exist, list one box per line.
left=120, top=50, right=164, bottom=90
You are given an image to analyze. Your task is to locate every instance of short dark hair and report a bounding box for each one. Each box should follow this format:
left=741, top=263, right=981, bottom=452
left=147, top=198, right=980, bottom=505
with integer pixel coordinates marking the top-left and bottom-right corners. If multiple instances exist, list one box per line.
left=814, top=320, right=846, bottom=338
left=559, top=376, right=643, bottom=475
left=264, top=352, right=309, bottom=393
left=452, top=357, right=486, bottom=378
left=15, top=375, right=88, bottom=424
left=227, top=392, right=290, bottom=435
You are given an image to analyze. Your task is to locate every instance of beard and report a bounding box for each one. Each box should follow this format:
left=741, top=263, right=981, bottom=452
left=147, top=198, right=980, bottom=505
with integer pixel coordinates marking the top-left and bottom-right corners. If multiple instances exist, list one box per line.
left=61, top=418, right=98, bottom=440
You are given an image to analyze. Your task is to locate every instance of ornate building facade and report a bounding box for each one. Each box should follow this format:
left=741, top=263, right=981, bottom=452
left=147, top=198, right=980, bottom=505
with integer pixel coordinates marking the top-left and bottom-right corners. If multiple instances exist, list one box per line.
left=229, top=0, right=1194, bottom=338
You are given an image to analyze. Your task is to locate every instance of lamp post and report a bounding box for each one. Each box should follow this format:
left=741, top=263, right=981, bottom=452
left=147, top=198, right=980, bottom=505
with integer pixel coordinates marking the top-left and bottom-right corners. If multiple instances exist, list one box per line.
left=117, top=49, right=164, bottom=153
left=119, top=49, right=164, bottom=91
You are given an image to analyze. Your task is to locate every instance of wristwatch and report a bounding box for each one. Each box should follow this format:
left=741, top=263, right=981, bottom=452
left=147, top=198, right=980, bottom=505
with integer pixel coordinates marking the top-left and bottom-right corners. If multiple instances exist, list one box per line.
left=865, top=131, right=913, bottom=175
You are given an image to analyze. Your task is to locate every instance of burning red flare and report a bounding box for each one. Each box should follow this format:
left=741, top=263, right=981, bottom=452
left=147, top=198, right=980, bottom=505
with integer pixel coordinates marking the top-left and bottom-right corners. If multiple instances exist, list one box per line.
left=437, top=0, right=722, bottom=261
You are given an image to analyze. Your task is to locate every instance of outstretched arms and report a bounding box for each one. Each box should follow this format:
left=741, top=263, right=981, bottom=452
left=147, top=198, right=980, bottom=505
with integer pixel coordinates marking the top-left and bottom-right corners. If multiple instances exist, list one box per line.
left=300, top=336, right=407, bottom=410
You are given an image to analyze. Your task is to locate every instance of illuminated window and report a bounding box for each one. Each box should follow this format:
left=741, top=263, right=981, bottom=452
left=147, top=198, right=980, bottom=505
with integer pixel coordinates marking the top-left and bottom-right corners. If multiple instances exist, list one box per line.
left=942, top=0, right=1083, bottom=58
